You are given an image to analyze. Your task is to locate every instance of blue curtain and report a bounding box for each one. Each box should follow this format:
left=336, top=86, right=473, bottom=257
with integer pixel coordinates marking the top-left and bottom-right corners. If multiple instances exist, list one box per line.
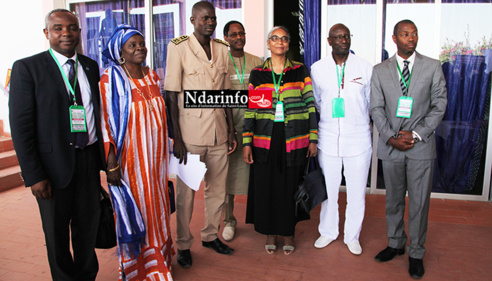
left=303, top=0, right=320, bottom=70
left=433, top=53, right=492, bottom=193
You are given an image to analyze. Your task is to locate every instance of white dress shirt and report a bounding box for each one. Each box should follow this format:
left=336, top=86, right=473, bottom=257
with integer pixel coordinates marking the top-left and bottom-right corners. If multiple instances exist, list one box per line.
left=311, top=53, right=373, bottom=157
left=51, top=49, right=97, bottom=145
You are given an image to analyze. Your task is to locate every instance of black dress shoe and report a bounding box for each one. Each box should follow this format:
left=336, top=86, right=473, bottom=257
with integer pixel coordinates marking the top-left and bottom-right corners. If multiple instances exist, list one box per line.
left=177, top=249, right=192, bottom=268
left=409, top=257, right=425, bottom=279
left=202, top=238, right=234, bottom=255
left=374, top=246, right=405, bottom=262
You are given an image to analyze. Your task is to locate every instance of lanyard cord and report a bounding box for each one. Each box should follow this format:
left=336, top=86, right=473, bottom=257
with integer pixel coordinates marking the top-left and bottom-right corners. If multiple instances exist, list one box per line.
left=336, top=63, right=346, bottom=98
left=228, top=52, right=246, bottom=85
left=271, top=59, right=287, bottom=100
left=49, top=48, right=79, bottom=104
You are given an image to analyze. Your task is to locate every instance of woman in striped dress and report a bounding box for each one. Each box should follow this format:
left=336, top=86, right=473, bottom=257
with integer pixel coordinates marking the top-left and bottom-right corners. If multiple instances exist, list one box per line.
left=100, top=25, right=174, bottom=280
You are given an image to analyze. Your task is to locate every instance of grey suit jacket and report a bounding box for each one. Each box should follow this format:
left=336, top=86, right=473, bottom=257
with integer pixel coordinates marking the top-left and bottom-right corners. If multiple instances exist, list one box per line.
left=370, top=52, right=447, bottom=160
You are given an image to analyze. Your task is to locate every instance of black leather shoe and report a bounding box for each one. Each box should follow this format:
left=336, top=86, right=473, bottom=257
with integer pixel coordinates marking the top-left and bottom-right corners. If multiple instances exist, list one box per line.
left=409, top=257, right=425, bottom=279
left=374, top=246, right=405, bottom=262
left=177, top=249, right=192, bottom=268
left=202, top=238, right=234, bottom=255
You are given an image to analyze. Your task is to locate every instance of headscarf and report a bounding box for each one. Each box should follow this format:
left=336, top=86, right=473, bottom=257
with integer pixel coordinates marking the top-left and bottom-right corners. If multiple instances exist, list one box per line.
left=100, top=24, right=146, bottom=258
left=102, top=24, right=144, bottom=64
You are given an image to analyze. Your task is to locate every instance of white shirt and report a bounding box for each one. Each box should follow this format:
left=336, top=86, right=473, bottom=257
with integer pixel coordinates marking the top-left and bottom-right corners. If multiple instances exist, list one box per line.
left=311, top=53, right=373, bottom=157
left=51, top=49, right=97, bottom=146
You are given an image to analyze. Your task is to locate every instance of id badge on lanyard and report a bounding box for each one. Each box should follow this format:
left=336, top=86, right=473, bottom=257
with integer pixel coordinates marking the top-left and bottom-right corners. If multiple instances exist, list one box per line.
left=332, top=97, right=345, bottom=118
left=332, top=63, right=346, bottom=118
left=70, top=105, right=87, bottom=132
left=271, top=60, right=286, bottom=123
left=274, top=100, right=284, bottom=122
left=396, top=96, right=413, bottom=118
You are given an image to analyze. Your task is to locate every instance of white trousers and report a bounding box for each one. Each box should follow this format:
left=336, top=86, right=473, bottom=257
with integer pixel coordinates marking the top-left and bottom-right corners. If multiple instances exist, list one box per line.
left=317, top=147, right=372, bottom=244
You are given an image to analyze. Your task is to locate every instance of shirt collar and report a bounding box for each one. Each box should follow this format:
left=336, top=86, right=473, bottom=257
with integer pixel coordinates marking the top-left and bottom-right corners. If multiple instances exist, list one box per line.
left=50, top=48, right=78, bottom=66
left=262, top=57, right=294, bottom=70
left=396, top=51, right=416, bottom=68
left=331, top=52, right=352, bottom=66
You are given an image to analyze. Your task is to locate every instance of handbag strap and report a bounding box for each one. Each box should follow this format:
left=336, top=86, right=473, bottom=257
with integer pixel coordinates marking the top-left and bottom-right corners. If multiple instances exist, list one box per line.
left=304, top=156, right=312, bottom=175
left=305, top=156, right=322, bottom=175
left=313, top=156, right=321, bottom=170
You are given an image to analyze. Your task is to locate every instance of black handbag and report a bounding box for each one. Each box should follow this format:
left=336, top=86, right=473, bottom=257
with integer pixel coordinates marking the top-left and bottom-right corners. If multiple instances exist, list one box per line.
left=95, top=187, right=117, bottom=249
left=294, top=157, right=327, bottom=217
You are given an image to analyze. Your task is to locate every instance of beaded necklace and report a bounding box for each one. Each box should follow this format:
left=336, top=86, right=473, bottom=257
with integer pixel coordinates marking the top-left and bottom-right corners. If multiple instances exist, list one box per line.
left=123, top=64, right=154, bottom=111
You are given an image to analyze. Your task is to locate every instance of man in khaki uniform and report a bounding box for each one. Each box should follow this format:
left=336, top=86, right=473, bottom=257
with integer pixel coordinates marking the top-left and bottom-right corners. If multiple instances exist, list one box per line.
left=221, top=20, right=263, bottom=241
left=164, top=1, right=237, bottom=269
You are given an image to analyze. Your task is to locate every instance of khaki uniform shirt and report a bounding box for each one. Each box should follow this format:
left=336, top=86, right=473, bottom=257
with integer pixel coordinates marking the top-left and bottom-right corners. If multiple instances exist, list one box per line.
left=164, top=33, right=231, bottom=146
left=226, top=52, right=263, bottom=194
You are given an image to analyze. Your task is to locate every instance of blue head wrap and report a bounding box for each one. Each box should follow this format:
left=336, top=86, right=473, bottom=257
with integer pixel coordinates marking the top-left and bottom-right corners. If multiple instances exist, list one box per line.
left=102, top=24, right=144, bottom=63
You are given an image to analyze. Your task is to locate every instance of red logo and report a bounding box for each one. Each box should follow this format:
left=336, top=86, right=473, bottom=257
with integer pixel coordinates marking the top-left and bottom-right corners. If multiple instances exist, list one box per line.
left=248, top=90, right=273, bottom=108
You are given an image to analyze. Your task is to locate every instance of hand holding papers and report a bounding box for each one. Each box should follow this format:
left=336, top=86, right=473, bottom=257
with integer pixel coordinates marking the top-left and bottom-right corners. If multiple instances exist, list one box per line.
left=169, top=153, right=207, bottom=191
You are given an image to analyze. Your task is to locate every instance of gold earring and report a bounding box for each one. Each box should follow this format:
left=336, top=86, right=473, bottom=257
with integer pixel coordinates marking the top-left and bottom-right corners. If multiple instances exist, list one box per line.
left=118, top=57, right=125, bottom=65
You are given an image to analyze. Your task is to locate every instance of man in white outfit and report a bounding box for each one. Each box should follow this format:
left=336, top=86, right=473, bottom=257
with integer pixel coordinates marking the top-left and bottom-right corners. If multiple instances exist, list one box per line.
left=310, top=23, right=373, bottom=255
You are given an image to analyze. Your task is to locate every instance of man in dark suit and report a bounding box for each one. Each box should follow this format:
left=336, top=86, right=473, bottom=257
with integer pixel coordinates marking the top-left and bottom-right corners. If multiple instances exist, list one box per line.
left=9, top=9, right=104, bottom=281
left=370, top=20, right=447, bottom=279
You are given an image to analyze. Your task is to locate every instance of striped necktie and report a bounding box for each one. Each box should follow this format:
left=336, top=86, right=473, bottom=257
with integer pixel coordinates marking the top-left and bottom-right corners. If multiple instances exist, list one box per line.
left=67, top=59, right=89, bottom=149
left=400, top=60, right=410, bottom=96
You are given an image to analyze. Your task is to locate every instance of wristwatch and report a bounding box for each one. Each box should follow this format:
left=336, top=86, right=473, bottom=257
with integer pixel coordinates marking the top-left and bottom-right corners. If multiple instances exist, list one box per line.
left=412, top=131, right=421, bottom=142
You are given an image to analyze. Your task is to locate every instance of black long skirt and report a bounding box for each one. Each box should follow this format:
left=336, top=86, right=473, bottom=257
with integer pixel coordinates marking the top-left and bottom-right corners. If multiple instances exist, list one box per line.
left=245, top=121, right=309, bottom=236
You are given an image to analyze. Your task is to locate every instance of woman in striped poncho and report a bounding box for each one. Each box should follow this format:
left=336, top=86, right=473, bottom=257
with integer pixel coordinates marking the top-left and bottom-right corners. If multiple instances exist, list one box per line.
left=243, top=26, right=318, bottom=256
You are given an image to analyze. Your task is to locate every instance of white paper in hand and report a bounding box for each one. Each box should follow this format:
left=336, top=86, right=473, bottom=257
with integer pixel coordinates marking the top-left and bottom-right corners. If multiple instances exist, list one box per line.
left=168, top=153, right=206, bottom=191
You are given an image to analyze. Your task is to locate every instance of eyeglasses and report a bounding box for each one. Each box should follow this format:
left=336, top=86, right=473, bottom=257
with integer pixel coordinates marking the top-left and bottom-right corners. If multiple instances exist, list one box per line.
left=228, top=32, right=246, bottom=39
left=269, top=35, right=289, bottom=43
left=331, top=34, right=352, bottom=41
left=399, top=32, right=418, bottom=38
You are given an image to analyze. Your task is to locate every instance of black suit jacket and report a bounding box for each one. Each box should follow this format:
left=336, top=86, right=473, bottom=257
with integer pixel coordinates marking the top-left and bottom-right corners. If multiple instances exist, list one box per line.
left=9, top=50, right=105, bottom=189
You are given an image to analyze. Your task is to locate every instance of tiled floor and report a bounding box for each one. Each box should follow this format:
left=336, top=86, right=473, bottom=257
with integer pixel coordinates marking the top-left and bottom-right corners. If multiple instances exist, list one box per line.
left=1, top=176, right=492, bottom=280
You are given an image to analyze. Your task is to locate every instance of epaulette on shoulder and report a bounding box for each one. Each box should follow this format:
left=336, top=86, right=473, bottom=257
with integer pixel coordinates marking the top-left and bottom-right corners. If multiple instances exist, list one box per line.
left=171, top=35, right=189, bottom=45
left=213, top=38, right=229, bottom=47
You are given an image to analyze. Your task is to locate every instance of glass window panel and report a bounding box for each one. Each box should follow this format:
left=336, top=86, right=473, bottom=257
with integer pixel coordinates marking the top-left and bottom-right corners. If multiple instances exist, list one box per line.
left=152, top=0, right=181, bottom=86
left=154, top=0, right=242, bottom=86
left=71, top=1, right=145, bottom=73
left=434, top=1, right=492, bottom=195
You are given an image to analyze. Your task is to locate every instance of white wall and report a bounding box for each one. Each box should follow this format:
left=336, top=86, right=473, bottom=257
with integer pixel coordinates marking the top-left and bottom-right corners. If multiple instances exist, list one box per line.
left=0, top=0, right=62, bottom=134
left=441, top=4, right=492, bottom=46
left=324, top=5, right=378, bottom=64
left=243, top=0, right=272, bottom=60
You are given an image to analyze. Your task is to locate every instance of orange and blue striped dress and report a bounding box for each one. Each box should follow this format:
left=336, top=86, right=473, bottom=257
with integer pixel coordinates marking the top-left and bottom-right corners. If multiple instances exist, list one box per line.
left=100, top=68, right=174, bottom=280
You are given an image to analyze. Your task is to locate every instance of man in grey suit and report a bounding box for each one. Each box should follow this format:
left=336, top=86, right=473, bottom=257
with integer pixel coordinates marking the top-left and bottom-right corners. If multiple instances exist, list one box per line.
left=370, top=20, right=447, bottom=279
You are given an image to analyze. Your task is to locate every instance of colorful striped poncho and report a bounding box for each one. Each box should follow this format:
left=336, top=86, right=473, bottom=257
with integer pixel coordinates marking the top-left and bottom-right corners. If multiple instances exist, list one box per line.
left=243, top=58, right=318, bottom=166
